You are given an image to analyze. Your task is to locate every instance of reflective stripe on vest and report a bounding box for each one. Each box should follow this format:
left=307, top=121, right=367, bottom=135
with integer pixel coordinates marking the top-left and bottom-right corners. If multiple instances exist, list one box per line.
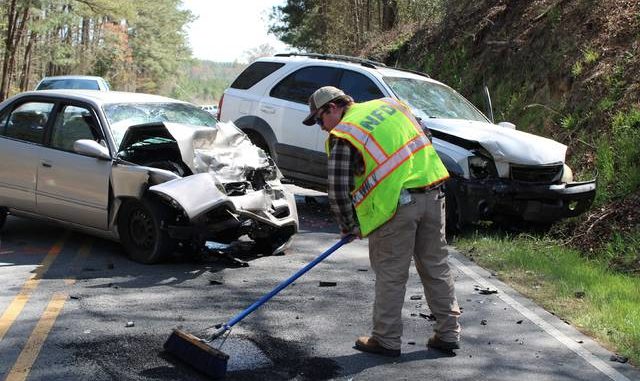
left=352, top=134, right=432, bottom=206
left=334, top=122, right=388, bottom=164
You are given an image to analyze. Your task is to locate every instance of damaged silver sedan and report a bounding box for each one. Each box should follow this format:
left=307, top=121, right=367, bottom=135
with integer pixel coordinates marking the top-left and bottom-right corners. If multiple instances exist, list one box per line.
left=0, top=90, right=298, bottom=263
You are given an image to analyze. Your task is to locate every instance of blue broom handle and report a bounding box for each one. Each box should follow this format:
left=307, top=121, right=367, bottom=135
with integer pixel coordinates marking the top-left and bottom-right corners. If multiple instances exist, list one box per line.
left=224, top=235, right=353, bottom=329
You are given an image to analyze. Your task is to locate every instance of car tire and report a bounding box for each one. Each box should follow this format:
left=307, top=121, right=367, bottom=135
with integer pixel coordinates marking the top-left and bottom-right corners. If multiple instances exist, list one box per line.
left=0, top=208, right=7, bottom=230
left=245, top=130, right=271, bottom=157
left=117, top=198, right=176, bottom=264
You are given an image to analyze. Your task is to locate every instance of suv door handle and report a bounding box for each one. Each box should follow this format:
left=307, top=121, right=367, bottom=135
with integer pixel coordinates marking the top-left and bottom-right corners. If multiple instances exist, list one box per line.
left=260, top=106, right=276, bottom=114
left=41, top=162, right=52, bottom=168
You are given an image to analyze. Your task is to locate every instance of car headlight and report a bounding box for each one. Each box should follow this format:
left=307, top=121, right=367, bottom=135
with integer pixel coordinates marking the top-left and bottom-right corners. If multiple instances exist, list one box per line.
left=468, top=155, right=495, bottom=179
left=561, top=164, right=574, bottom=183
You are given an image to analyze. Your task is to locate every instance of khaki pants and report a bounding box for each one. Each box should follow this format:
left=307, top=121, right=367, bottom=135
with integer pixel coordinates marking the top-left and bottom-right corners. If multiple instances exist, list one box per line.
left=367, top=190, right=461, bottom=350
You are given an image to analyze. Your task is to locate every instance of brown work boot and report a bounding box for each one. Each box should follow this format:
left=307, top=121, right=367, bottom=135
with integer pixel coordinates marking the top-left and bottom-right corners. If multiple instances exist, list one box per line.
left=354, top=336, right=400, bottom=357
left=427, top=335, right=460, bottom=352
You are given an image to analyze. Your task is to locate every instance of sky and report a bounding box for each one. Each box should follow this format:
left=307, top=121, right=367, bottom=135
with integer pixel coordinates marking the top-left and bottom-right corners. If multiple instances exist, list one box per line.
left=181, top=0, right=291, bottom=63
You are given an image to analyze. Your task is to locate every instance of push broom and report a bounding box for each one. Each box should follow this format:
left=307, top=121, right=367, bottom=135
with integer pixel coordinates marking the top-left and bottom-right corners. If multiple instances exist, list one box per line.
left=164, top=235, right=354, bottom=378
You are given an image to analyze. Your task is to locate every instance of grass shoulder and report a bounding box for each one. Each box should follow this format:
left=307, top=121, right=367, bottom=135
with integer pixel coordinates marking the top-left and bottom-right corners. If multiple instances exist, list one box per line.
left=452, top=228, right=640, bottom=366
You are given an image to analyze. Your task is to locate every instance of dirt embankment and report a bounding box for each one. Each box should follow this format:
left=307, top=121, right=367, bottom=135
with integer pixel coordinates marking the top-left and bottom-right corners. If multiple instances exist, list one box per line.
left=378, top=0, right=640, bottom=267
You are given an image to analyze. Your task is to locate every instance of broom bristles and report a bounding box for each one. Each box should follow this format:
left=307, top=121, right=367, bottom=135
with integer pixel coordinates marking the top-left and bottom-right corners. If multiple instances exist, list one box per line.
left=164, top=329, right=229, bottom=379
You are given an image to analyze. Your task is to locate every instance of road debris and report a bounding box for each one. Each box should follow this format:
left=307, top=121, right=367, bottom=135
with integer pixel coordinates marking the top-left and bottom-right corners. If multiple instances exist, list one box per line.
left=516, top=320, right=523, bottom=324
left=610, top=354, right=628, bottom=363
left=574, top=291, right=586, bottom=299
left=209, top=280, right=223, bottom=285
left=419, top=313, right=436, bottom=321
left=410, top=295, right=423, bottom=300
left=475, top=285, right=499, bottom=294
left=319, top=281, right=337, bottom=287
left=481, top=319, right=487, bottom=325
left=125, top=321, right=135, bottom=328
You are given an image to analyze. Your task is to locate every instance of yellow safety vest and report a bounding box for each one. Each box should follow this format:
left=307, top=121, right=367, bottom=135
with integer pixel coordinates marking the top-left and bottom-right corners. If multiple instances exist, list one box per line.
left=327, top=98, right=449, bottom=236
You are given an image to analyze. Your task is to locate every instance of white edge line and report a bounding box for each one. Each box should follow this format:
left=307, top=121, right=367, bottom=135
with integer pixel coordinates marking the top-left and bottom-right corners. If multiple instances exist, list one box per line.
left=450, top=256, right=631, bottom=381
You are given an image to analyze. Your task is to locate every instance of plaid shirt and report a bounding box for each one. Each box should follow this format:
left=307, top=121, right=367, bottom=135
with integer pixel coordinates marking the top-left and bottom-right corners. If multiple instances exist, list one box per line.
left=327, top=136, right=364, bottom=233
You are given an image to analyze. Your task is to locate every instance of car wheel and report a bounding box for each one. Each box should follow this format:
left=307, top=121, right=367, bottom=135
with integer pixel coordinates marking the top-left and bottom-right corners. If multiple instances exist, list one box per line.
left=117, top=198, right=176, bottom=264
left=0, top=208, right=7, bottom=230
left=245, top=130, right=271, bottom=157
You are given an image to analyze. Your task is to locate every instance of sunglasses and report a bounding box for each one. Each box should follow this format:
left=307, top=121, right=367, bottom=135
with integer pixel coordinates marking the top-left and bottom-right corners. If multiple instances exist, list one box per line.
left=315, top=107, right=328, bottom=126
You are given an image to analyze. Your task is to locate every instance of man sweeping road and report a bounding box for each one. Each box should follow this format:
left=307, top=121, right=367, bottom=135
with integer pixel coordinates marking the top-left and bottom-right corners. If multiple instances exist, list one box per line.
left=303, top=86, right=462, bottom=357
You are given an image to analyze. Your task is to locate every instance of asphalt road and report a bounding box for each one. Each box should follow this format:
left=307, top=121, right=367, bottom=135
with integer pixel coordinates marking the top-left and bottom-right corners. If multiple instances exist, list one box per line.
left=0, top=188, right=638, bottom=381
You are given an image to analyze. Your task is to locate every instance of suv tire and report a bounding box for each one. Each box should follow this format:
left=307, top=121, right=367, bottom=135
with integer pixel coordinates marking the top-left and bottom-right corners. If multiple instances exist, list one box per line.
left=118, top=198, right=176, bottom=264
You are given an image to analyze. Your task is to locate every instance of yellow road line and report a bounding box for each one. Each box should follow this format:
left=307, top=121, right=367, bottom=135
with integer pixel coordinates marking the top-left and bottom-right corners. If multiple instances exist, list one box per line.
left=4, top=292, right=67, bottom=381
left=0, top=233, right=68, bottom=342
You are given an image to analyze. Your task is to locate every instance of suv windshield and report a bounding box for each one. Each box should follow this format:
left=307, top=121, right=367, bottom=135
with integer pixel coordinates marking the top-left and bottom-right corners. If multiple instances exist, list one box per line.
left=103, top=102, right=217, bottom=147
left=383, top=77, right=487, bottom=122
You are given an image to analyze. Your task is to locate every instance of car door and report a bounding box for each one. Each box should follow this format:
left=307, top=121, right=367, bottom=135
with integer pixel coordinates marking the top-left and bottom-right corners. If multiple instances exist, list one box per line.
left=36, top=103, right=111, bottom=229
left=267, top=66, right=341, bottom=181
left=0, top=100, right=55, bottom=213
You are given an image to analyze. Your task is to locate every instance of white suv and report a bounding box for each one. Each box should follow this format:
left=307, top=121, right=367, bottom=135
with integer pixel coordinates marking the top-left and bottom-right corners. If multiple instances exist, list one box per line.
left=219, top=53, right=596, bottom=228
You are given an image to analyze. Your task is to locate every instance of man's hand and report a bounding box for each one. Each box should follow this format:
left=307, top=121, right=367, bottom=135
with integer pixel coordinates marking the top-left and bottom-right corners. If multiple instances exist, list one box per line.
left=341, top=226, right=361, bottom=241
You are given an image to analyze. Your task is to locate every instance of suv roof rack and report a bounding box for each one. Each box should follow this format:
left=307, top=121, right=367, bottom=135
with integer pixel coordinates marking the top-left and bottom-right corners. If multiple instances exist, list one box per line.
left=274, top=53, right=387, bottom=69
left=273, top=52, right=430, bottom=78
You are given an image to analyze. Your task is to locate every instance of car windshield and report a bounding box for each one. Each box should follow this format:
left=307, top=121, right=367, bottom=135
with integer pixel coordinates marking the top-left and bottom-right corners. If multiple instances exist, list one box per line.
left=37, top=79, right=100, bottom=90
left=383, top=77, right=488, bottom=122
left=103, top=102, right=217, bottom=147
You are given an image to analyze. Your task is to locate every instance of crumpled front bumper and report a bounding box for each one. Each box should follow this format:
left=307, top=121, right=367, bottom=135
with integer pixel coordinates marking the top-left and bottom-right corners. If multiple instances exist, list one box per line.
left=449, top=176, right=597, bottom=224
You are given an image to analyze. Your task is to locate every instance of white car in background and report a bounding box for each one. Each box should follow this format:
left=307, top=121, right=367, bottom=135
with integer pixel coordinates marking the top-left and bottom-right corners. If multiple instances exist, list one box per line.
left=0, top=90, right=298, bottom=263
left=35, top=75, right=111, bottom=91
left=218, top=53, right=596, bottom=229
left=200, top=104, right=219, bottom=115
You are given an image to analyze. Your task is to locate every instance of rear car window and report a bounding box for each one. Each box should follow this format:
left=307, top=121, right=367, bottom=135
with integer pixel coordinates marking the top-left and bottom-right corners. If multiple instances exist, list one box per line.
left=230, top=62, right=285, bottom=90
left=338, top=70, right=384, bottom=102
left=270, top=66, right=341, bottom=104
left=37, top=79, right=100, bottom=90
left=0, top=102, right=54, bottom=144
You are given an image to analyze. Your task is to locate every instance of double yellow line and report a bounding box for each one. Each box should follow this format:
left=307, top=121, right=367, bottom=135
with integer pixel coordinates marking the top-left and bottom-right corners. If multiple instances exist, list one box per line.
left=1, top=233, right=92, bottom=381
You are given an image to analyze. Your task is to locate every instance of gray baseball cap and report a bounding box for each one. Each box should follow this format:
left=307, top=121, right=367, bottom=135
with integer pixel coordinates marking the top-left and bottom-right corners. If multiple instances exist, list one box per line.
left=302, top=86, right=347, bottom=126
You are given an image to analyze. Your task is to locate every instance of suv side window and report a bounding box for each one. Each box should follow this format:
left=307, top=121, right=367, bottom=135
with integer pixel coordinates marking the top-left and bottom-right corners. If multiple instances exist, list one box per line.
left=1, top=102, right=54, bottom=144
left=339, top=70, right=384, bottom=102
left=231, top=62, right=285, bottom=90
left=50, top=105, right=101, bottom=152
left=270, top=66, right=341, bottom=104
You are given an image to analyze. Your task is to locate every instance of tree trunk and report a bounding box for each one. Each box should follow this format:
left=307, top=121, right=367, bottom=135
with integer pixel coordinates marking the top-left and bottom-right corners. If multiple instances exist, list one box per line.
left=381, top=0, right=397, bottom=31
left=0, top=0, right=18, bottom=100
left=20, top=30, right=36, bottom=91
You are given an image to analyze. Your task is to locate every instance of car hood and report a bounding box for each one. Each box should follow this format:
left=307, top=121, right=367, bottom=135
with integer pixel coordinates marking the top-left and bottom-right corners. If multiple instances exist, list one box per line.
left=426, top=119, right=567, bottom=165
left=118, top=121, right=272, bottom=183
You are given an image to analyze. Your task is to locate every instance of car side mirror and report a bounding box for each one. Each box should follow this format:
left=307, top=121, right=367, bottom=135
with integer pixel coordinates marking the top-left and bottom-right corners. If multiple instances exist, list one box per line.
left=74, top=139, right=111, bottom=160
left=498, top=122, right=516, bottom=130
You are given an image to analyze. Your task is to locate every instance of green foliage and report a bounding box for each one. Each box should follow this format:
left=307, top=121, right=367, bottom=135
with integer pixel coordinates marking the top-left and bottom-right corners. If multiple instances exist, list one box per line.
left=595, top=108, right=640, bottom=203
left=0, top=0, right=193, bottom=98
left=583, top=48, right=600, bottom=64
left=571, top=61, right=583, bottom=77
left=560, top=114, right=578, bottom=130
left=603, top=231, right=640, bottom=273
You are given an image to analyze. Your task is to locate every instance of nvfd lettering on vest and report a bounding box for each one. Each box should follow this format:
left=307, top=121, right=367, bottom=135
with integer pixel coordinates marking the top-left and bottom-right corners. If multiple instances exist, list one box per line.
left=360, top=105, right=397, bottom=130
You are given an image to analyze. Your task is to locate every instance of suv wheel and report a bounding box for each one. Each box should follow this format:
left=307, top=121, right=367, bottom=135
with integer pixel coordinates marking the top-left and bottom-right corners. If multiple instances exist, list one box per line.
left=245, top=130, right=271, bottom=157
left=118, top=198, right=176, bottom=264
left=0, top=208, right=7, bottom=230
